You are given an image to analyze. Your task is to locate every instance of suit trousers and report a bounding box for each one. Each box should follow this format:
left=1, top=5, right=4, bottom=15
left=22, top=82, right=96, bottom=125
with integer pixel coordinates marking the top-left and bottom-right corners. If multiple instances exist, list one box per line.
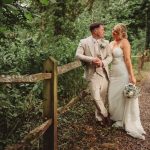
left=88, top=72, right=108, bottom=121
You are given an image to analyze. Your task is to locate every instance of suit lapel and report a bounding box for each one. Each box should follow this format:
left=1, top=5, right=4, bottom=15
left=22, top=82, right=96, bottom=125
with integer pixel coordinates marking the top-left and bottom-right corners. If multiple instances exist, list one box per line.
left=87, top=36, right=106, bottom=59
left=98, top=40, right=104, bottom=59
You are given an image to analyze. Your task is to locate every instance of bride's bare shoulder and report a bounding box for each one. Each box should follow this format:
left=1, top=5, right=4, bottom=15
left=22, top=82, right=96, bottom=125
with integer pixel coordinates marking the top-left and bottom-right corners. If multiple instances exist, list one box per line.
left=121, top=38, right=130, bottom=45
left=120, top=39, right=131, bottom=50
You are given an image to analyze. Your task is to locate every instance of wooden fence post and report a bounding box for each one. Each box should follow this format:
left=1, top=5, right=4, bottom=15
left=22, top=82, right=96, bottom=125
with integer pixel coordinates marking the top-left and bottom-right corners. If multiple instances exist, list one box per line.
left=43, top=57, right=58, bottom=150
left=137, top=55, right=142, bottom=75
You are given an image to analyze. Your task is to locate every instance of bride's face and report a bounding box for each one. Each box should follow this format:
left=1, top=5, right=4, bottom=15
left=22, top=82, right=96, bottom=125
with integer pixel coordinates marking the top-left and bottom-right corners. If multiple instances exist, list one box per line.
left=112, top=28, right=121, bottom=41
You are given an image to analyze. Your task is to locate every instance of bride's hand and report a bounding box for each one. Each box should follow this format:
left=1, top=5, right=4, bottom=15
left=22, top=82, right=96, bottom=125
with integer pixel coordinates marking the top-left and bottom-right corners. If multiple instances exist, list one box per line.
left=129, top=75, right=136, bottom=84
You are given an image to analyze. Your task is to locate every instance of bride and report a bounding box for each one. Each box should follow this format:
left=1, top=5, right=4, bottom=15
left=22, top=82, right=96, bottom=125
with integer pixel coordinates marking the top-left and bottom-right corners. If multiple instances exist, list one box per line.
left=108, top=23, right=146, bottom=140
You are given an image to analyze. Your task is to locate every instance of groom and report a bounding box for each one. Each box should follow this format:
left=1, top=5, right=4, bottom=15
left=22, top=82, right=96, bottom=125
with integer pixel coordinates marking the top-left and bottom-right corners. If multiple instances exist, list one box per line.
left=76, top=22, right=112, bottom=125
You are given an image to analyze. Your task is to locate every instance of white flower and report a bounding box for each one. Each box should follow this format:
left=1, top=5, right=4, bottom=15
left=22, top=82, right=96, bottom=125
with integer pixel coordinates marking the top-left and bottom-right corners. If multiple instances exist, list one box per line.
left=128, top=91, right=134, bottom=97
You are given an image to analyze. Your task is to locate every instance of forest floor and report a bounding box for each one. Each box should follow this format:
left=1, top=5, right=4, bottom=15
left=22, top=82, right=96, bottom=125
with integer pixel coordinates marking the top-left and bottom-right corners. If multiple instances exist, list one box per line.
left=58, top=63, right=150, bottom=150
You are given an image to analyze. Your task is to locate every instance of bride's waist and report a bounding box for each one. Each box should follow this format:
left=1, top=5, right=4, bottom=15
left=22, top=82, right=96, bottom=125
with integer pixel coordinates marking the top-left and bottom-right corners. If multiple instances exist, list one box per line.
left=110, top=63, right=128, bottom=76
left=112, top=58, right=124, bottom=64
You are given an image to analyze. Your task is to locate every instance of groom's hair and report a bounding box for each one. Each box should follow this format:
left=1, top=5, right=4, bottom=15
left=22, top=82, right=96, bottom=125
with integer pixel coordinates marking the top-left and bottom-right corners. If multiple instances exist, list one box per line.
left=89, top=22, right=104, bottom=32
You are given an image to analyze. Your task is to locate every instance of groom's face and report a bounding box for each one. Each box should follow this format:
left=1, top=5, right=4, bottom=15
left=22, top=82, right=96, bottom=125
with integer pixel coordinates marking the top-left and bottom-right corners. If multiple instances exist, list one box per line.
left=94, top=25, right=105, bottom=38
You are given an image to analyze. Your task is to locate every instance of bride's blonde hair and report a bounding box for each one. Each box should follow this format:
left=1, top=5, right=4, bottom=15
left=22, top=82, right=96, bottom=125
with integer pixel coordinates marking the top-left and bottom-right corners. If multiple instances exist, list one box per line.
left=113, top=23, right=128, bottom=39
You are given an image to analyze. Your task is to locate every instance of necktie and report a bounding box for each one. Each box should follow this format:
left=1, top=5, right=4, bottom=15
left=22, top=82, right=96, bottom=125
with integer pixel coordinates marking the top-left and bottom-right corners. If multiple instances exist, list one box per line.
left=95, top=40, right=102, bottom=59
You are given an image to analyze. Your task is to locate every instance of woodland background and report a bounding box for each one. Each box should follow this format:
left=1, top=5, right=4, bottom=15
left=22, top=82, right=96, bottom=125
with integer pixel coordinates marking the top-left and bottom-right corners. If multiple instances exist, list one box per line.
left=0, top=0, right=150, bottom=149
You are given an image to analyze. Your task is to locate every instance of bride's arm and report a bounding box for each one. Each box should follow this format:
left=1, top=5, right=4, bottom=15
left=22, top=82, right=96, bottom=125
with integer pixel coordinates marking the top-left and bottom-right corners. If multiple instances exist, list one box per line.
left=122, top=39, right=136, bottom=84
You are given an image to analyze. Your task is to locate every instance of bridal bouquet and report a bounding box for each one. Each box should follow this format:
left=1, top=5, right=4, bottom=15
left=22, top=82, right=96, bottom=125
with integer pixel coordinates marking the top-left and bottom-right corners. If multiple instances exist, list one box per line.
left=123, top=83, right=141, bottom=99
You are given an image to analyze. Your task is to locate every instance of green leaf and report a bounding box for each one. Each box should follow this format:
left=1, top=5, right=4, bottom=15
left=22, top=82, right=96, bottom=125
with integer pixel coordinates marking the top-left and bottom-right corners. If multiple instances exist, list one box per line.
left=0, top=27, right=8, bottom=33
left=39, top=0, right=49, bottom=6
left=24, top=12, right=33, bottom=21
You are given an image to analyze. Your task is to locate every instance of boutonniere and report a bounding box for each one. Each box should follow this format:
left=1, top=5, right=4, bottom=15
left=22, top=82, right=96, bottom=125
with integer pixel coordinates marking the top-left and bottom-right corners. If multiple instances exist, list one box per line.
left=99, top=42, right=107, bottom=49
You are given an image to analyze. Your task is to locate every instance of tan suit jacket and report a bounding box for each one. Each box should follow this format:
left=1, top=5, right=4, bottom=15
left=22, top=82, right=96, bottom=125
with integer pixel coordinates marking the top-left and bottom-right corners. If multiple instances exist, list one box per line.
left=76, top=36, right=112, bottom=81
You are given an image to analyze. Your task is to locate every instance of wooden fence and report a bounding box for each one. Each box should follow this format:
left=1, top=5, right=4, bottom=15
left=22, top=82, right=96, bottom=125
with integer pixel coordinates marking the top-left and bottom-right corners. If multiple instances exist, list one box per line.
left=133, top=52, right=150, bottom=75
left=2, top=57, right=81, bottom=150
left=1, top=53, right=149, bottom=150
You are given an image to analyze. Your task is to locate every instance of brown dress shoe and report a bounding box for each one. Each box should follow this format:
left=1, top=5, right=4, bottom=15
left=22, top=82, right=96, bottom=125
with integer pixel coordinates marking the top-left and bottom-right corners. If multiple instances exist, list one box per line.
left=102, top=117, right=114, bottom=126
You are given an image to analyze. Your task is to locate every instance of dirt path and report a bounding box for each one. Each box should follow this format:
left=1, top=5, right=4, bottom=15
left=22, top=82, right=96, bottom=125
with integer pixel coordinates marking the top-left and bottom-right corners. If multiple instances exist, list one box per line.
left=58, top=73, right=150, bottom=150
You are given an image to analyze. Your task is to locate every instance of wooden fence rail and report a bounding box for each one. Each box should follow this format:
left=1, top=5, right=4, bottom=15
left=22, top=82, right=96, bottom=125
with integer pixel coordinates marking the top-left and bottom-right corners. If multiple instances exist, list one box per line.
left=57, top=60, right=81, bottom=75
left=0, top=61, right=81, bottom=83
left=5, top=119, right=52, bottom=150
left=2, top=54, right=149, bottom=150
left=0, top=73, right=52, bottom=83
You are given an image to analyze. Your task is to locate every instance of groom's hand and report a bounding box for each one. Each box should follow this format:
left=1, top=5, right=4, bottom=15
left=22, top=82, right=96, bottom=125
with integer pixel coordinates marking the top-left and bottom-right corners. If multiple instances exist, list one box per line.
left=92, top=57, right=103, bottom=67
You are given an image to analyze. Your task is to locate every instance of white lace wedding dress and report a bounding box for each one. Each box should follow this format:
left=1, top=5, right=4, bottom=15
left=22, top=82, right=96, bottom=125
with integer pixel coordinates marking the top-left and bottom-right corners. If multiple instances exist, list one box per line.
left=108, top=46, right=146, bottom=140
